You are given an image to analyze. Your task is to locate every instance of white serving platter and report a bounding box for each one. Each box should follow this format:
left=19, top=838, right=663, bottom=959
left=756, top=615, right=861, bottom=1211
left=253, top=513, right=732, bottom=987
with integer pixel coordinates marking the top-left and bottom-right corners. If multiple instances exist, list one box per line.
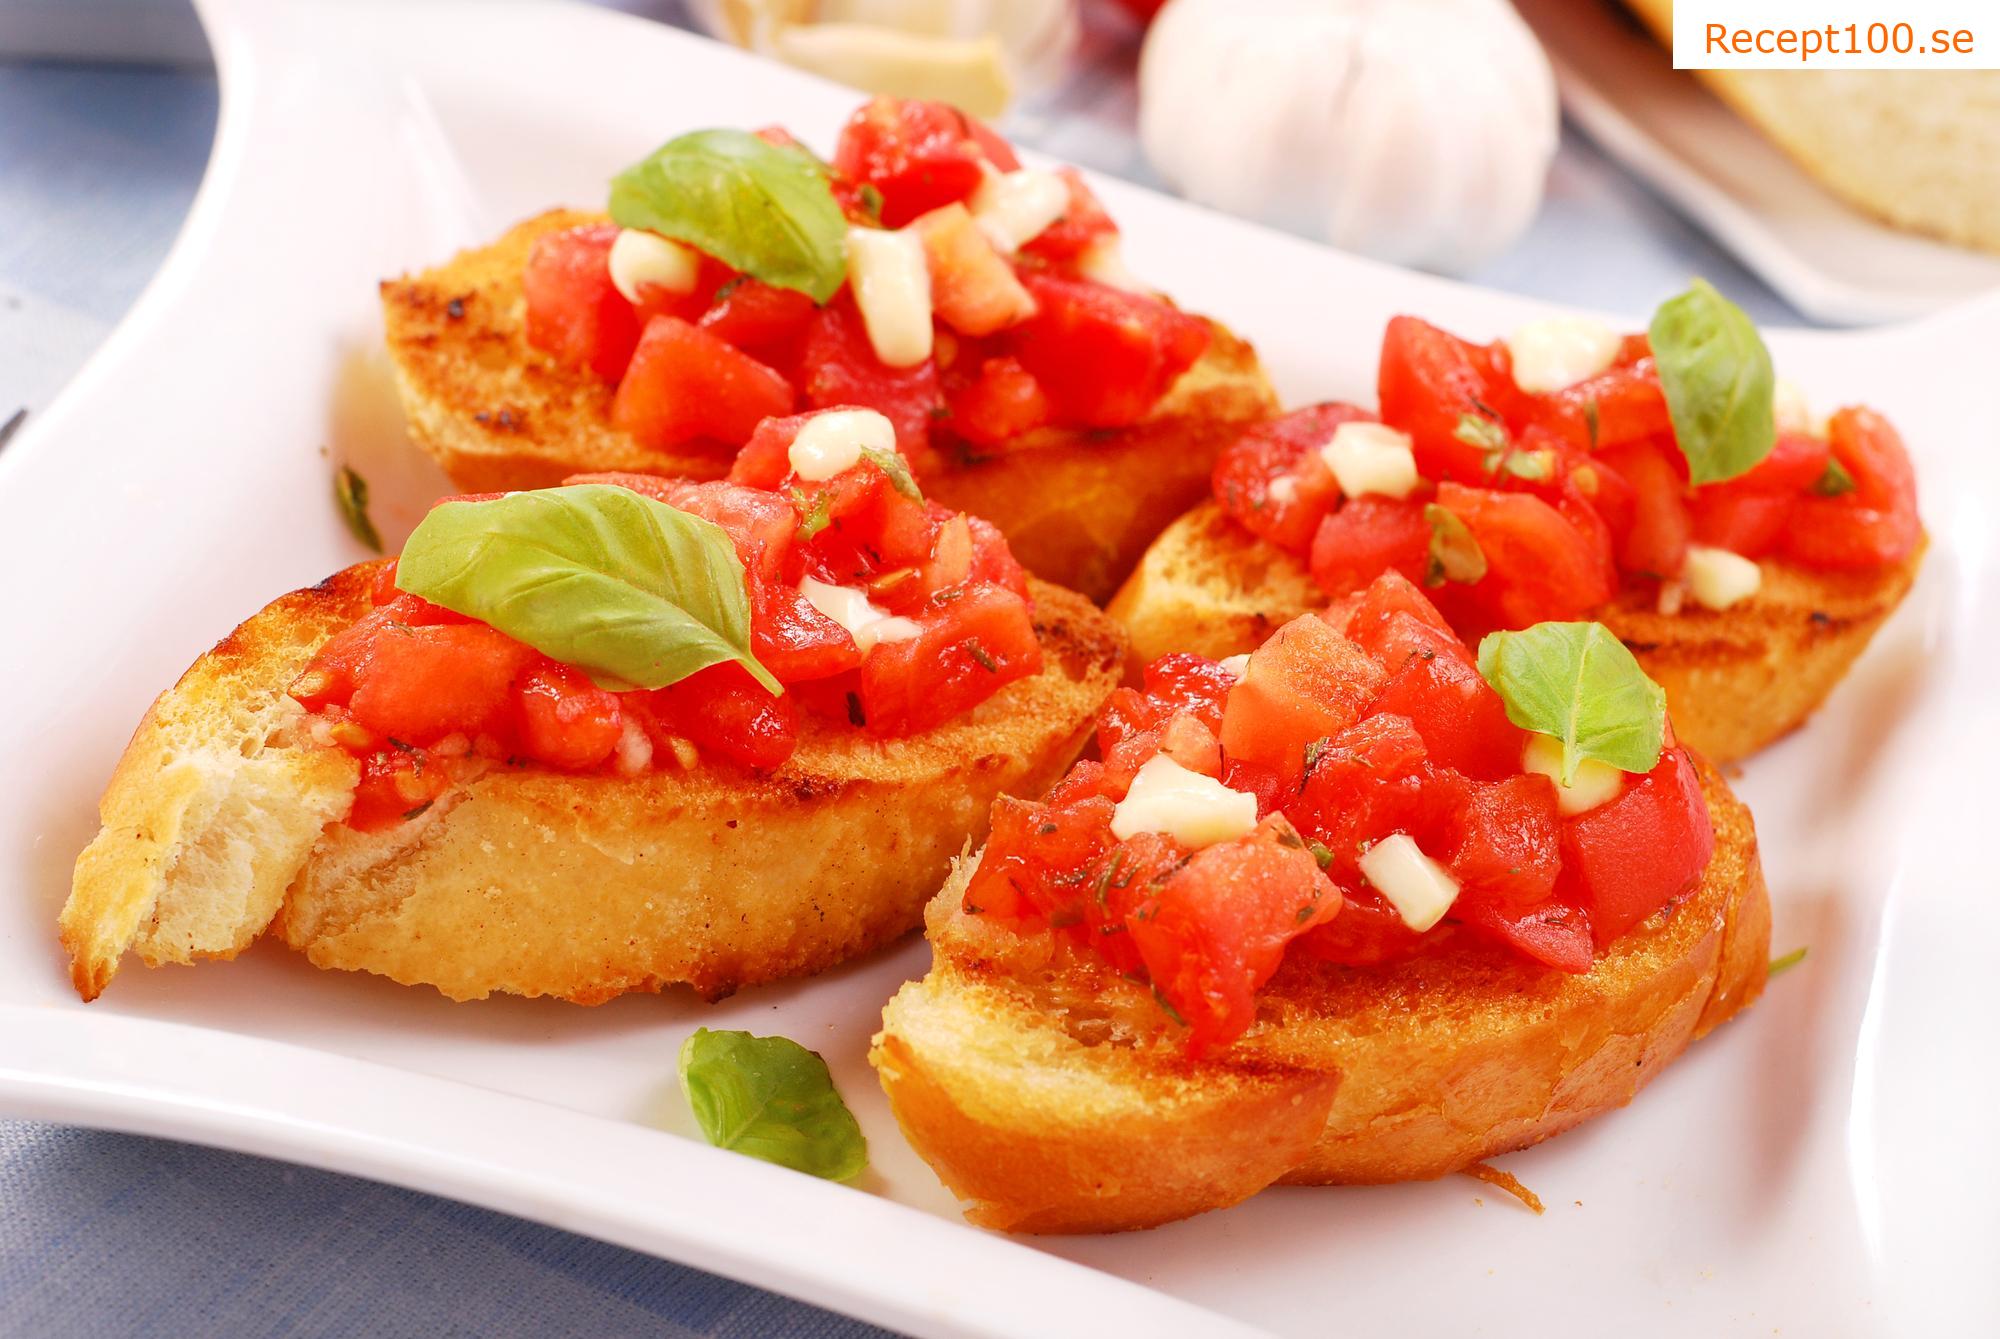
left=1515, top=0, right=2000, bottom=326
left=1, top=1, right=1995, bottom=1335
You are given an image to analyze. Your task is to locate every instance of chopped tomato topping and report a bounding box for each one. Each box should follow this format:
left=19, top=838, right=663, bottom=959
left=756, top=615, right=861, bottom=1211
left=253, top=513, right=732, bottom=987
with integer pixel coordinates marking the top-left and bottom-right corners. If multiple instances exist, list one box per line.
left=523, top=224, right=642, bottom=381
left=832, top=96, right=1016, bottom=227
left=612, top=316, right=795, bottom=453
left=944, top=356, right=1052, bottom=449
left=800, top=299, right=941, bottom=459
left=1007, top=271, right=1209, bottom=429
left=1019, top=168, right=1118, bottom=263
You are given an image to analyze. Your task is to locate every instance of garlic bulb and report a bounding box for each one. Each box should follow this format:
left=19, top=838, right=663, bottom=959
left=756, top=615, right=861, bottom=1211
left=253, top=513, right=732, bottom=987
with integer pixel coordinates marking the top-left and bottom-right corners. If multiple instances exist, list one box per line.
left=691, top=0, right=1079, bottom=117
left=1139, top=0, right=1558, bottom=275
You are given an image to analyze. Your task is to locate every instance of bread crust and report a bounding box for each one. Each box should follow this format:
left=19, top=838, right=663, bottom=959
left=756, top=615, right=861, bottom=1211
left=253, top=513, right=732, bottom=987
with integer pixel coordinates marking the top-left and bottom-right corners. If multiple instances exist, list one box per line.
left=1107, top=501, right=1923, bottom=764
left=872, top=760, right=1769, bottom=1233
left=381, top=210, right=1279, bottom=602
left=62, top=569, right=1124, bottom=1003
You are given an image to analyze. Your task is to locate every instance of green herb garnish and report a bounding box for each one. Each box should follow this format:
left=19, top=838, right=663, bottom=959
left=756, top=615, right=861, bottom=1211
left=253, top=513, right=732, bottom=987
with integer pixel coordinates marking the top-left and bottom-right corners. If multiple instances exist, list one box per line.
left=1768, top=946, right=1809, bottom=977
left=1648, top=278, right=1776, bottom=485
left=335, top=465, right=382, bottom=553
left=1476, top=622, right=1666, bottom=784
left=859, top=445, right=923, bottom=502
left=1424, top=504, right=1488, bottom=588
left=678, top=1029, right=867, bottom=1181
left=1813, top=457, right=1856, bottom=497
left=1454, top=412, right=1508, bottom=453
left=396, top=483, right=778, bottom=695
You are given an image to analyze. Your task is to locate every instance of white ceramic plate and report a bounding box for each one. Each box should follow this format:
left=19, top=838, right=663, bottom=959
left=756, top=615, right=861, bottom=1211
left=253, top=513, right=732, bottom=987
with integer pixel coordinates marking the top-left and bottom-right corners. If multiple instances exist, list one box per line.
left=3, top=1, right=1995, bottom=1334
left=1515, top=0, right=2000, bottom=326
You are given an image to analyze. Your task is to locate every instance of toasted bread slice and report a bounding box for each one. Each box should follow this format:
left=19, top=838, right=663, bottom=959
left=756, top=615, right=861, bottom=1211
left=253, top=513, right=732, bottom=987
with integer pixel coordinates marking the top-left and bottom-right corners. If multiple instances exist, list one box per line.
left=1107, top=501, right=1923, bottom=764
left=381, top=209, right=1279, bottom=602
left=62, top=566, right=1124, bottom=1004
left=872, top=757, right=1769, bottom=1233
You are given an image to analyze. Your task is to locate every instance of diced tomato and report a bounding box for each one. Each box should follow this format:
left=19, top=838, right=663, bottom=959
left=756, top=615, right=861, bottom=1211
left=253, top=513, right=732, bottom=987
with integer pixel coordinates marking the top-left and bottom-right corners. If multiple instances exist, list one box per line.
left=345, top=623, right=536, bottom=744
left=1565, top=746, right=1713, bottom=948
left=855, top=583, right=1041, bottom=735
left=1446, top=774, right=1562, bottom=908
left=1213, top=403, right=1371, bottom=553
left=1782, top=408, right=1921, bottom=570
left=514, top=661, right=624, bottom=770
left=1737, top=431, right=1832, bottom=494
left=697, top=279, right=818, bottom=371
left=723, top=411, right=811, bottom=490
left=1433, top=483, right=1617, bottom=629
left=1295, top=714, right=1446, bottom=883
left=832, top=97, right=1016, bottom=227
left=801, top=299, right=941, bottom=456
left=962, top=792, right=1118, bottom=923
left=911, top=203, right=1037, bottom=336
left=1364, top=616, right=1524, bottom=779
left=347, top=746, right=453, bottom=833
left=647, top=662, right=798, bottom=771
left=1129, top=816, right=1335, bottom=1054
left=1453, top=886, right=1594, bottom=973
left=1219, top=615, right=1386, bottom=778
left=523, top=223, right=642, bottom=381
left=1007, top=270, right=1208, bottom=428
left=1329, top=569, right=1456, bottom=648
left=1377, top=316, right=1523, bottom=482
left=1309, top=497, right=1431, bottom=596
left=965, top=515, right=1031, bottom=597
left=1297, top=886, right=1435, bottom=967
left=1020, top=168, right=1118, bottom=263
left=612, top=316, right=795, bottom=452
left=945, top=356, right=1051, bottom=448
left=1689, top=490, right=1796, bottom=556
left=750, top=581, right=866, bottom=683
left=1596, top=441, right=1690, bottom=579
left=1525, top=362, right=1671, bottom=454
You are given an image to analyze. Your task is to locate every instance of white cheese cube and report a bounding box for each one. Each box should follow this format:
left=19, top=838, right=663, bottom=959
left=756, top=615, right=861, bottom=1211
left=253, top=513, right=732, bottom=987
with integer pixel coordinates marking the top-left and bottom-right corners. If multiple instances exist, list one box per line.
left=969, top=166, right=1070, bottom=253
left=845, top=227, right=934, bottom=368
left=1683, top=545, right=1763, bottom=612
left=1521, top=733, right=1625, bottom=816
left=1320, top=422, right=1419, bottom=500
left=798, top=576, right=922, bottom=654
left=1358, top=834, right=1460, bottom=933
left=1109, top=755, right=1259, bottom=850
left=1217, top=653, right=1252, bottom=680
left=1505, top=316, right=1621, bottom=394
left=607, top=229, right=700, bottom=304
left=788, top=408, right=898, bottom=483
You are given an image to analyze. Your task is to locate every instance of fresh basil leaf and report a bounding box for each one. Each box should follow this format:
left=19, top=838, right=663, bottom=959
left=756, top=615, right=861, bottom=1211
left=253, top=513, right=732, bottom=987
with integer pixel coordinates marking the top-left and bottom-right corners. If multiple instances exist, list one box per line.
left=395, top=484, right=780, bottom=695
left=1768, top=945, right=1808, bottom=977
left=1476, top=622, right=1666, bottom=784
left=1424, top=504, right=1487, bottom=588
left=335, top=465, right=382, bottom=553
left=1649, top=278, right=1776, bottom=485
left=1455, top=412, right=1508, bottom=453
left=609, top=129, right=847, bottom=303
left=1813, top=456, right=1856, bottom=496
left=678, top=1029, right=867, bottom=1181
left=859, top=446, right=923, bottom=502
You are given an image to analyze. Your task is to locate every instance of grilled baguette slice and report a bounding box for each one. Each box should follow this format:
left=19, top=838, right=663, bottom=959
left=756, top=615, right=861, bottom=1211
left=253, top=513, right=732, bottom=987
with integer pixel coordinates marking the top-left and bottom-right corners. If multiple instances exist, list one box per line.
left=1622, top=0, right=2000, bottom=255
left=381, top=209, right=1279, bottom=602
left=1107, top=501, right=1922, bottom=764
left=872, top=757, right=1769, bottom=1234
left=61, top=565, right=1124, bottom=1004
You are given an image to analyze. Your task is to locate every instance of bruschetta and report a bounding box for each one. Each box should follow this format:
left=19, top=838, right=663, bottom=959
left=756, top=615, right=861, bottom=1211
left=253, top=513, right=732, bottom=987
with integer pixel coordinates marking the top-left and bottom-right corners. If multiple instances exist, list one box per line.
left=382, top=96, right=1277, bottom=602
left=1108, top=291, right=1924, bottom=762
left=873, top=571, right=1769, bottom=1233
left=62, top=408, right=1124, bottom=1003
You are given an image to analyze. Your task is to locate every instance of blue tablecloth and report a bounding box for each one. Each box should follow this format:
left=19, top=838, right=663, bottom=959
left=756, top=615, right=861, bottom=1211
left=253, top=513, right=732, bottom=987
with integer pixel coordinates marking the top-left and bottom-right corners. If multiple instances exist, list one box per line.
left=0, top=9, right=1797, bottom=1337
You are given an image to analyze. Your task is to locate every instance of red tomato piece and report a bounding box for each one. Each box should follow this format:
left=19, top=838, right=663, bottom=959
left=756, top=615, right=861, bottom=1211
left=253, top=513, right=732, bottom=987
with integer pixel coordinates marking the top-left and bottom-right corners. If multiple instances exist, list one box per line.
left=1596, top=441, right=1691, bottom=578
left=1689, top=490, right=1796, bottom=557
left=647, top=662, right=798, bottom=771
left=1564, top=747, right=1714, bottom=948
left=1782, top=407, right=1921, bottom=570
left=855, top=583, right=1042, bottom=735
left=522, top=223, right=641, bottom=381
left=801, top=299, right=941, bottom=456
left=1527, top=362, right=1671, bottom=454
left=832, top=96, right=1015, bottom=227
left=1364, top=615, right=1525, bottom=779
left=346, top=623, right=536, bottom=744
left=1218, top=614, right=1386, bottom=779
left=911, top=203, right=1037, bottom=336
left=1308, top=497, right=1431, bottom=597
left=514, top=661, right=624, bottom=770
left=611, top=316, right=795, bottom=452
left=1433, top=483, right=1617, bottom=629
left=1453, top=886, right=1594, bottom=974
left=1130, top=816, right=1335, bottom=1054
left=1213, top=403, right=1372, bottom=553
left=1377, top=315, right=1521, bottom=482
left=945, top=356, right=1052, bottom=448
left=697, top=279, right=818, bottom=371
left=1020, top=168, right=1119, bottom=263
left=1446, top=774, right=1563, bottom=908
left=1296, top=886, right=1436, bottom=967
left=347, top=747, right=453, bottom=832
left=750, top=581, right=866, bottom=684
left=1007, top=270, right=1208, bottom=429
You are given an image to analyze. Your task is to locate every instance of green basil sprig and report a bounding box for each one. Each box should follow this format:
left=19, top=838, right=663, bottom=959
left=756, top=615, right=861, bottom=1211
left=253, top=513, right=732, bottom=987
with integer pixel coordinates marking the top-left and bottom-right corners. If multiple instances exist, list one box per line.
left=1476, top=622, right=1666, bottom=784
left=395, top=484, right=779, bottom=695
left=1424, top=504, right=1487, bottom=587
left=610, top=129, right=847, bottom=303
left=1648, top=278, right=1775, bottom=485
left=679, top=1029, right=867, bottom=1181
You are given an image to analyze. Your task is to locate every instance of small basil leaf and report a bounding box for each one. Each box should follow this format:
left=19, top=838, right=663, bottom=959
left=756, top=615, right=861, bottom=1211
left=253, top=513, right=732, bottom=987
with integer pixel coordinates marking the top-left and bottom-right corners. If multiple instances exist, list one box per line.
left=859, top=446, right=923, bottom=502
left=1813, top=456, right=1856, bottom=496
left=678, top=1029, right=867, bottom=1181
left=609, top=129, right=847, bottom=303
left=1424, top=504, right=1488, bottom=588
left=335, top=465, right=383, bottom=553
left=395, top=484, right=780, bottom=695
left=1649, top=278, right=1776, bottom=485
left=1476, top=622, right=1666, bottom=784
left=1454, top=412, right=1508, bottom=453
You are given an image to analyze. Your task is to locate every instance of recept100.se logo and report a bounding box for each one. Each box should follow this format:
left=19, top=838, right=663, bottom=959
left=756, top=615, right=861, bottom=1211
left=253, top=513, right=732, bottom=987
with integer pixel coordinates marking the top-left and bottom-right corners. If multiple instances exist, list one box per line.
left=1672, top=0, right=1996, bottom=69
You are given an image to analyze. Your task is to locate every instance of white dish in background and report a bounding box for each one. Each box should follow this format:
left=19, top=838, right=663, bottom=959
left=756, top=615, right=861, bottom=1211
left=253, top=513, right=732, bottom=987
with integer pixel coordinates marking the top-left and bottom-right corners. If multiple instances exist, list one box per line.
left=1, top=0, right=1996, bottom=1335
left=1515, top=0, right=2000, bottom=326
